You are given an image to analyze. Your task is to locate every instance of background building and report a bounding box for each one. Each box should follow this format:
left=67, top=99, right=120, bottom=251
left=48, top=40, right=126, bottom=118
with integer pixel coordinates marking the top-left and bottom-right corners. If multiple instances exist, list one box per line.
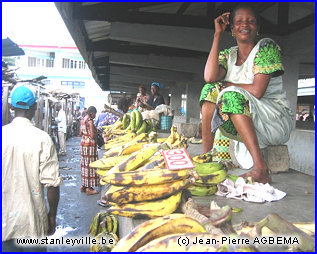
left=14, top=44, right=110, bottom=112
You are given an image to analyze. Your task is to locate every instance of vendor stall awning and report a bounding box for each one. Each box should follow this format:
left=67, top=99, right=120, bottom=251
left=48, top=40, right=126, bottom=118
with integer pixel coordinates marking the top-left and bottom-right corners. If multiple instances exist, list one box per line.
left=2, top=37, right=25, bottom=56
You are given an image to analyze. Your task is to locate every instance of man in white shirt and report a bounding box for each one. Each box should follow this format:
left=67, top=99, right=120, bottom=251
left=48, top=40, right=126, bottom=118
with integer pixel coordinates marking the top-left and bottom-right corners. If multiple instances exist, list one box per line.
left=2, top=85, right=62, bottom=251
left=55, top=103, right=67, bottom=156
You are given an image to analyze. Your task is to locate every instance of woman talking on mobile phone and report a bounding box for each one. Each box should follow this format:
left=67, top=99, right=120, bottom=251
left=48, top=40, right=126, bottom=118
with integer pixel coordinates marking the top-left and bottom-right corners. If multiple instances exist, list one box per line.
left=200, top=4, right=294, bottom=183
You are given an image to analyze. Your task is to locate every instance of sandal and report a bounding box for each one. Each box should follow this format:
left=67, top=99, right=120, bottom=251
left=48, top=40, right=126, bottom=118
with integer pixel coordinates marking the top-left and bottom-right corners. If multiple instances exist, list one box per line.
left=86, top=188, right=99, bottom=195
left=97, top=200, right=110, bottom=207
left=80, top=186, right=86, bottom=192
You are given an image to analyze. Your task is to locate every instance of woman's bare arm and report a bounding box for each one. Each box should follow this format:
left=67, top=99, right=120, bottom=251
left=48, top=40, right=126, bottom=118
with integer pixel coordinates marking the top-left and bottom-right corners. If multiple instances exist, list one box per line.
left=88, top=120, right=96, bottom=140
left=204, top=13, right=230, bottom=83
left=224, top=73, right=272, bottom=99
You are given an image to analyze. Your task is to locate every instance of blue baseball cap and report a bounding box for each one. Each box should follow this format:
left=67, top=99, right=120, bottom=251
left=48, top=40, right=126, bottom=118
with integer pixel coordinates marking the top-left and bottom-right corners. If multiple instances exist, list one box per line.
left=151, top=82, right=164, bottom=89
left=10, top=85, right=37, bottom=109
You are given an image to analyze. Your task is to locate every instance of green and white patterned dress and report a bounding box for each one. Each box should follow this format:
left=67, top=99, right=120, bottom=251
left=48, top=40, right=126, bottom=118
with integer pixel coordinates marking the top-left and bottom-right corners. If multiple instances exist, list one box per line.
left=200, top=38, right=294, bottom=168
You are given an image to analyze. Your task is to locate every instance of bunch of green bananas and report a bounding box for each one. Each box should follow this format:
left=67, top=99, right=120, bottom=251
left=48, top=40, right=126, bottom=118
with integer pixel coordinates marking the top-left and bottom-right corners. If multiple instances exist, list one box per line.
left=88, top=212, right=118, bottom=237
left=188, top=161, right=227, bottom=196
left=89, top=232, right=119, bottom=252
left=88, top=212, right=119, bottom=252
left=123, top=110, right=156, bottom=134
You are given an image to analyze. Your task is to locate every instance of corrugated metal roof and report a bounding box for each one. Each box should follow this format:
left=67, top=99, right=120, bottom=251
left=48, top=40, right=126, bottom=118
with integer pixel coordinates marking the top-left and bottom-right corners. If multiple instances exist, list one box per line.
left=2, top=38, right=25, bottom=56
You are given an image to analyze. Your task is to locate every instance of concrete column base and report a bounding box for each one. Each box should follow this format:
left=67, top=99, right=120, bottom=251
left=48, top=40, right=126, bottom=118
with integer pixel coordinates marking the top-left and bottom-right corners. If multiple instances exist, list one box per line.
left=173, top=122, right=199, bottom=137
left=261, top=145, right=290, bottom=174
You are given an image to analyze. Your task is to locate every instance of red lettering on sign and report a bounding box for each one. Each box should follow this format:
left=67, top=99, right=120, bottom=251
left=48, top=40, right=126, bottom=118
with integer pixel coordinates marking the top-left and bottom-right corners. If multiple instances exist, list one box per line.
left=162, top=148, right=195, bottom=170
left=165, top=150, right=184, bottom=155
left=167, top=155, right=186, bottom=161
left=170, top=160, right=188, bottom=166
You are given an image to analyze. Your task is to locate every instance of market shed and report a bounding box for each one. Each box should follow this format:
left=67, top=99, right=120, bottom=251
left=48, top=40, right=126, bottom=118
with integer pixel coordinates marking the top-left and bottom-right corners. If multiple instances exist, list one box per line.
left=55, top=2, right=315, bottom=174
left=55, top=2, right=314, bottom=102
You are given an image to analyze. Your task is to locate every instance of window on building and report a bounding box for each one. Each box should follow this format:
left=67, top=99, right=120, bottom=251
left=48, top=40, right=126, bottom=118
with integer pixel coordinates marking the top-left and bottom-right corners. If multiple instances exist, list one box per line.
left=61, top=58, right=86, bottom=69
left=28, top=57, right=36, bottom=67
left=61, top=81, right=85, bottom=89
left=42, top=59, right=45, bottom=67
left=46, top=59, right=54, bottom=68
left=36, top=58, right=41, bottom=66
left=62, top=58, right=70, bottom=68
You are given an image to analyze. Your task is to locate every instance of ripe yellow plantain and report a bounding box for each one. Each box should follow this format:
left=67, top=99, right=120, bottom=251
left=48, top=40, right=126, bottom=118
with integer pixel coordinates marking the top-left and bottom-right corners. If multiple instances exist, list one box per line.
left=99, top=179, right=107, bottom=186
left=106, top=191, right=182, bottom=219
left=104, top=176, right=195, bottom=204
left=136, top=153, right=163, bottom=171
left=135, top=233, right=254, bottom=252
left=103, top=138, right=146, bottom=158
left=89, top=160, right=108, bottom=169
left=157, top=137, right=167, bottom=143
left=96, top=169, right=109, bottom=177
left=104, top=120, right=122, bottom=134
left=90, top=155, right=129, bottom=169
left=103, top=145, right=124, bottom=157
left=104, top=133, right=137, bottom=150
left=105, top=133, right=147, bottom=152
left=103, top=167, right=190, bottom=186
left=119, top=142, right=146, bottom=156
left=112, top=213, right=206, bottom=252
left=105, top=144, right=161, bottom=176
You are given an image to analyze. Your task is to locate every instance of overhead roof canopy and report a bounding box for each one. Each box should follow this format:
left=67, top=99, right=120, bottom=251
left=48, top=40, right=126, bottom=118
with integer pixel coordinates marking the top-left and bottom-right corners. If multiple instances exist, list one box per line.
left=2, top=37, right=25, bottom=57
left=55, top=2, right=315, bottom=95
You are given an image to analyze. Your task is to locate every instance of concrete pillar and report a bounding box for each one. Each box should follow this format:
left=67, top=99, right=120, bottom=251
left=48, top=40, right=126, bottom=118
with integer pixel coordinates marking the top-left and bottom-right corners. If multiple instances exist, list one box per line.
left=186, top=82, right=204, bottom=123
left=159, top=86, right=170, bottom=106
left=2, top=85, right=10, bottom=126
left=282, top=56, right=300, bottom=129
left=170, top=83, right=183, bottom=116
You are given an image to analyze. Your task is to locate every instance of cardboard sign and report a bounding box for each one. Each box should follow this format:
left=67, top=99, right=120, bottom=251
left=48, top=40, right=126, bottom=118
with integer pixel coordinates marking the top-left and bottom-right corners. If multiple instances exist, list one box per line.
left=162, top=148, right=195, bottom=170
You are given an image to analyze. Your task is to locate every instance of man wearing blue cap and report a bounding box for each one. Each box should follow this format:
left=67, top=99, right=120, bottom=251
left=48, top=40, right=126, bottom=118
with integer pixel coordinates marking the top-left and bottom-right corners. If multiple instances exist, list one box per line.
left=143, top=82, right=165, bottom=110
left=2, top=85, right=62, bottom=251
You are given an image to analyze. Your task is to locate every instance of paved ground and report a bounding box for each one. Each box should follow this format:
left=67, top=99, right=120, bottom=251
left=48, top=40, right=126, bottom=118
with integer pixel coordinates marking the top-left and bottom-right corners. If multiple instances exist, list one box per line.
left=48, top=135, right=315, bottom=252
left=48, top=137, right=102, bottom=252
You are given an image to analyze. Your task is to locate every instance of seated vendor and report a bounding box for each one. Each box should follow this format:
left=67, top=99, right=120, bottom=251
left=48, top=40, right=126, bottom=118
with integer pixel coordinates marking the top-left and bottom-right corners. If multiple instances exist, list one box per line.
left=140, top=82, right=165, bottom=110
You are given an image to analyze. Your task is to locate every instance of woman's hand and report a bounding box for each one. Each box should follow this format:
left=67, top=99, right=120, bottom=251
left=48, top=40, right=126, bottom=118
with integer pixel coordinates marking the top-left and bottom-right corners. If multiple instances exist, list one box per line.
left=214, top=12, right=230, bottom=34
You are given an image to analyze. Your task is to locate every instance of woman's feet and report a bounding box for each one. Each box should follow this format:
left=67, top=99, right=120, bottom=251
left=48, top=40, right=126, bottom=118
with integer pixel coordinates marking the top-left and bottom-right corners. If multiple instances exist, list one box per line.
left=80, top=186, right=86, bottom=192
left=86, top=187, right=99, bottom=195
left=240, top=168, right=272, bottom=184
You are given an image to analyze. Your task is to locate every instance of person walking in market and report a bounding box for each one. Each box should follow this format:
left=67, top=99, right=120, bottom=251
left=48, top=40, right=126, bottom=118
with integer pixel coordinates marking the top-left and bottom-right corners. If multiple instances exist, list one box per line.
left=96, top=97, right=131, bottom=144
left=79, top=106, right=100, bottom=195
left=2, top=85, right=62, bottom=252
left=55, top=103, right=67, bottom=156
